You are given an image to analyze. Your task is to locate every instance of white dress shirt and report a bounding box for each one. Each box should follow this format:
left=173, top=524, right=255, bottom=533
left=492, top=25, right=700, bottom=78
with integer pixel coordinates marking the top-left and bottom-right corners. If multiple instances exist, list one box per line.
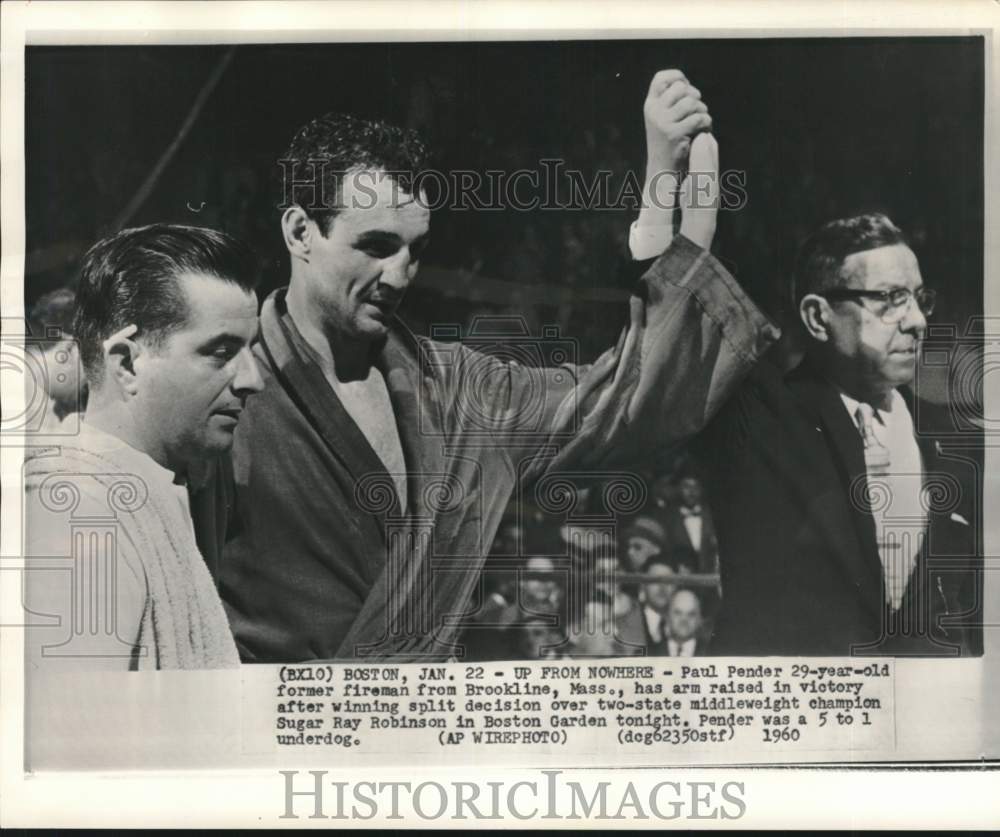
left=643, top=605, right=665, bottom=644
left=680, top=507, right=703, bottom=552
left=840, top=389, right=926, bottom=609
left=667, top=637, right=697, bottom=657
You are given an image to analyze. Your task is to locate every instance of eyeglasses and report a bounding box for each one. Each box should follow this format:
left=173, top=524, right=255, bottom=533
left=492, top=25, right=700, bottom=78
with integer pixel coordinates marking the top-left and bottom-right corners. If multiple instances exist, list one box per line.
left=822, top=287, right=937, bottom=324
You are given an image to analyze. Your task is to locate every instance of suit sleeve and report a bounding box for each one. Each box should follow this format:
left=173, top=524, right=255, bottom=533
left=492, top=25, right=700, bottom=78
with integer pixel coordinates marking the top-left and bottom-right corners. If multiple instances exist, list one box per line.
left=430, top=234, right=780, bottom=476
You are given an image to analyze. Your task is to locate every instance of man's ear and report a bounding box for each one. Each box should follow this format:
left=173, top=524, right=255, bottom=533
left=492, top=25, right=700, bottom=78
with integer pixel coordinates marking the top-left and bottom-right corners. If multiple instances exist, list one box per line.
left=281, top=206, right=315, bottom=262
left=102, top=324, right=142, bottom=396
left=799, top=294, right=831, bottom=342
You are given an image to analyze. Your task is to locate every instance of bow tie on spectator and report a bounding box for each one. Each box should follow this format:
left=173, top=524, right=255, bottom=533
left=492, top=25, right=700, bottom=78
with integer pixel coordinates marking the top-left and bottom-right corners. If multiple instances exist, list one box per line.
left=680, top=505, right=702, bottom=517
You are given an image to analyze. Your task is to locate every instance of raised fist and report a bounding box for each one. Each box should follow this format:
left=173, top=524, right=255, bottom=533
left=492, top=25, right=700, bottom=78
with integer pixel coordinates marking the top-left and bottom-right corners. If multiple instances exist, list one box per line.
left=643, top=69, right=712, bottom=175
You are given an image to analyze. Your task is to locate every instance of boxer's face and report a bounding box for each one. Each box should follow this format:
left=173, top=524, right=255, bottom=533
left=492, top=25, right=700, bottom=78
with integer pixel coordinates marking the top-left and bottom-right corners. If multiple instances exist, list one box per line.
left=306, top=169, right=430, bottom=343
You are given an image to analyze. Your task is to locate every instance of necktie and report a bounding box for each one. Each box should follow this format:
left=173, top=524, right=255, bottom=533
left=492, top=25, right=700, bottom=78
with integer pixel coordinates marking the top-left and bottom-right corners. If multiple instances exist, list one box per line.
left=854, top=402, right=916, bottom=609
left=855, top=403, right=890, bottom=474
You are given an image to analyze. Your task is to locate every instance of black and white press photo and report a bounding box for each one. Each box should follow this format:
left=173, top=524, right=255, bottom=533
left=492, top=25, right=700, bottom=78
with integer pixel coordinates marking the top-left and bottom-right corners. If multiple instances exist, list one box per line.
left=1, top=0, right=997, bottom=829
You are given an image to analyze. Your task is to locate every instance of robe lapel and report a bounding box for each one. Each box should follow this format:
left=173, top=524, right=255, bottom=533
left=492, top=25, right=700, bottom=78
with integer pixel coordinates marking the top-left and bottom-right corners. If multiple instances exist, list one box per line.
left=257, top=291, right=400, bottom=539
left=336, top=323, right=475, bottom=660
left=376, top=325, right=448, bottom=523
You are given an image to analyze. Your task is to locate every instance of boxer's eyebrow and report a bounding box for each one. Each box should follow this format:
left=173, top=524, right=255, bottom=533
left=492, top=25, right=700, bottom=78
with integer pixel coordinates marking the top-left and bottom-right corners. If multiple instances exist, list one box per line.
left=354, top=230, right=402, bottom=246
left=353, top=231, right=403, bottom=255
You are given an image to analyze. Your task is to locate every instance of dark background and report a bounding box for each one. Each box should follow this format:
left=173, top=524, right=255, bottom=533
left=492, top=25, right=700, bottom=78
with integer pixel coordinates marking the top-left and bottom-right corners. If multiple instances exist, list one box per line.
left=25, top=37, right=984, bottom=355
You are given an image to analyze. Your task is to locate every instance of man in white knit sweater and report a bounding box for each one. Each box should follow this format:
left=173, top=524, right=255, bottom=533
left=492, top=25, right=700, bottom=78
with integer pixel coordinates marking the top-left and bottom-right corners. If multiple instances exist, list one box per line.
left=23, top=224, right=264, bottom=670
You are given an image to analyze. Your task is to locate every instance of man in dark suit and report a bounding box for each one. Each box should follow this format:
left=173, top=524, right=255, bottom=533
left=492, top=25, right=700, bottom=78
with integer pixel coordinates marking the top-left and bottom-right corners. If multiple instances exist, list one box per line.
left=661, top=472, right=719, bottom=577
left=664, top=589, right=710, bottom=657
left=615, top=553, right=676, bottom=656
left=681, top=213, right=980, bottom=656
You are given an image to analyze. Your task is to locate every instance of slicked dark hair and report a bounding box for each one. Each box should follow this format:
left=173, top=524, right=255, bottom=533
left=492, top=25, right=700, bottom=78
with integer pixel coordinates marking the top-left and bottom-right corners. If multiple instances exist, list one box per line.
left=279, top=112, right=429, bottom=233
left=792, top=213, right=908, bottom=302
left=73, top=224, right=258, bottom=384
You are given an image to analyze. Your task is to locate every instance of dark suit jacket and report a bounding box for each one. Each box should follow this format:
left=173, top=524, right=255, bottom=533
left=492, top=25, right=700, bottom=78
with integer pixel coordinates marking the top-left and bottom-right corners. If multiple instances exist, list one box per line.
left=616, top=603, right=665, bottom=656
left=697, top=353, right=981, bottom=657
left=662, top=505, right=719, bottom=575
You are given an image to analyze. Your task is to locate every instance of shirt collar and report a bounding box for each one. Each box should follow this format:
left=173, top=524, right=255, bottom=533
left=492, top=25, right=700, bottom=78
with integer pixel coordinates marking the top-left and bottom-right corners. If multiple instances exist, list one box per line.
left=643, top=605, right=663, bottom=635
left=839, top=388, right=901, bottom=427
left=77, top=421, right=184, bottom=490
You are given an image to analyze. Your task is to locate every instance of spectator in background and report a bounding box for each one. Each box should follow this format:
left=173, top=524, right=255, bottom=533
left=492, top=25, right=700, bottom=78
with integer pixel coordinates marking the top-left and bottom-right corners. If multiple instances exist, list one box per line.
left=467, top=566, right=517, bottom=626
left=616, top=553, right=680, bottom=656
left=623, top=516, right=667, bottom=573
left=665, top=588, right=708, bottom=657
left=645, top=471, right=677, bottom=519
left=667, top=543, right=698, bottom=576
left=663, top=472, right=719, bottom=576
left=568, top=596, right=632, bottom=658
left=26, top=287, right=87, bottom=432
left=589, top=550, right=636, bottom=621
left=508, top=615, right=565, bottom=661
left=499, top=555, right=564, bottom=626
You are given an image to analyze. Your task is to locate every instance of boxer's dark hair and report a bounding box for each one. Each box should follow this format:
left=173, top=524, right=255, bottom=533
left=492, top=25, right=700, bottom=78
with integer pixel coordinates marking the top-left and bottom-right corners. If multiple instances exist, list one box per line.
left=280, top=113, right=429, bottom=233
left=73, top=224, right=257, bottom=384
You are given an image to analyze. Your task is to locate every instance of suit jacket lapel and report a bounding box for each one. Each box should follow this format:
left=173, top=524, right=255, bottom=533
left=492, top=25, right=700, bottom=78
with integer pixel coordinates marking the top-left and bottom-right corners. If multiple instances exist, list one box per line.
left=786, top=360, right=885, bottom=614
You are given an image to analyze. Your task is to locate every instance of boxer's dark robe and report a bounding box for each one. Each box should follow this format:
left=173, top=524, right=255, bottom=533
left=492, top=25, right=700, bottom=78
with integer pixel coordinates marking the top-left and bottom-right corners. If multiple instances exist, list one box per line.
left=193, top=235, right=779, bottom=662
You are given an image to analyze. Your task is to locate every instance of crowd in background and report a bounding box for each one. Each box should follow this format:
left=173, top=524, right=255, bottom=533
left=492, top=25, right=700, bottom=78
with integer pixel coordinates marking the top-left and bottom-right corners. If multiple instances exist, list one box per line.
left=459, top=453, right=723, bottom=660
